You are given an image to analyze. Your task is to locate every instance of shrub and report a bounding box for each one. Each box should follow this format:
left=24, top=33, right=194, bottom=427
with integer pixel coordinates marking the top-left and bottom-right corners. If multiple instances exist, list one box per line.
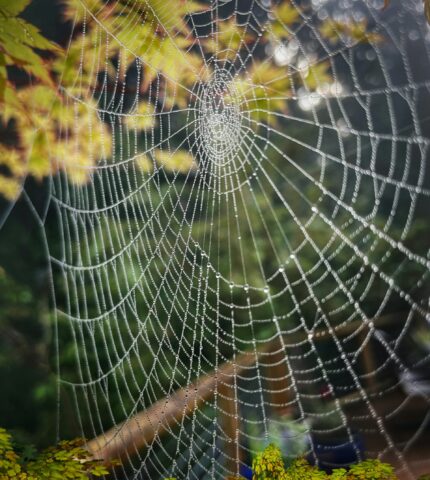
left=251, top=444, right=398, bottom=480
left=0, top=427, right=113, bottom=479
left=252, top=443, right=288, bottom=480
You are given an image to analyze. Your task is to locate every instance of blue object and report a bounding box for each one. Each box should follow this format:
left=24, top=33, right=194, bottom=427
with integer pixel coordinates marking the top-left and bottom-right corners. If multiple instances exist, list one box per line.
left=239, top=464, right=253, bottom=480
left=311, top=433, right=365, bottom=471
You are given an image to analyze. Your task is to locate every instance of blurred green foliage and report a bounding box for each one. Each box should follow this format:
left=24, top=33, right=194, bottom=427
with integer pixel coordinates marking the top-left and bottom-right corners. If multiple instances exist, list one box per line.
left=166, top=445, right=412, bottom=480
left=252, top=444, right=397, bottom=480
left=0, top=427, right=112, bottom=479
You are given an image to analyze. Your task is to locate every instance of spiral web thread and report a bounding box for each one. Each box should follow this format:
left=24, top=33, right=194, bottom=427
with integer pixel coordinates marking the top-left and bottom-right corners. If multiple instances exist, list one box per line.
left=47, top=0, right=430, bottom=478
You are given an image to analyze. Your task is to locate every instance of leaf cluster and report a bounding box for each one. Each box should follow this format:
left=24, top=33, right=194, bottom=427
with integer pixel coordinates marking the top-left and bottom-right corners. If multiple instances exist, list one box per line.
left=253, top=444, right=289, bottom=480
left=0, top=0, right=384, bottom=198
left=0, top=0, right=60, bottom=198
left=0, top=0, right=111, bottom=199
left=319, top=19, right=383, bottom=45
left=0, top=427, right=114, bottom=479
left=164, top=445, right=401, bottom=480
left=0, top=0, right=58, bottom=99
left=251, top=444, right=398, bottom=480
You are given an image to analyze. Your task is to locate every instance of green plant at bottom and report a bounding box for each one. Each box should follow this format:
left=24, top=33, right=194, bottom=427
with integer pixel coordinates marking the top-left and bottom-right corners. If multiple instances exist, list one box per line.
left=251, top=444, right=399, bottom=480
left=0, top=427, right=113, bottom=479
left=332, top=459, right=398, bottom=480
left=252, top=444, right=289, bottom=480
left=164, top=448, right=430, bottom=480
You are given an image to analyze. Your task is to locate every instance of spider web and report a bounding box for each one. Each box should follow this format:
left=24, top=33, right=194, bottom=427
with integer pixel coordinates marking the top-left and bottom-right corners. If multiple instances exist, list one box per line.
left=45, top=0, right=430, bottom=478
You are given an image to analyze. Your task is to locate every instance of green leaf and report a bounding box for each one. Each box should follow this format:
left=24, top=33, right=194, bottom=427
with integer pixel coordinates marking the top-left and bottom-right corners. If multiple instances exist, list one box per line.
left=2, top=38, right=34, bottom=65
left=11, top=19, right=59, bottom=51
left=22, top=58, right=53, bottom=85
left=0, top=0, right=31, bottom=16
left=155, top=149, right=196, bottom=173
left=141, top=0, right=200, bottom=34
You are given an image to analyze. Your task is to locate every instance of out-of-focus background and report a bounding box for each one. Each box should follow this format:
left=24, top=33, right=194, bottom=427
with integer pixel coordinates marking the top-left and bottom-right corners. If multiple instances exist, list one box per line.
left=0, top=0, right=430, bottom=478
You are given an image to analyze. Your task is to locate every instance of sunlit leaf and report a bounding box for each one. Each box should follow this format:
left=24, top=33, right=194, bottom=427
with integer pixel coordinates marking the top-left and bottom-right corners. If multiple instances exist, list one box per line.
left=53, top=36, right=102, bottom=91
left=25, top=130, right=53, bottom=180
left=269, top=2, right=301, bottom=39
left=1, top=87, right=20, bottom=124
left=205, top=19, right=255, bottom=60
left=124, top=102, right=156, bottom=131
left=0, top=18, right=59, bottom=52
left=18, top=21, right=60, bottom=51
left=136, top=155, right=153, bottom=173
left=155, top=149, right=196, bottom=173
left=138, top=0, right=206, bottom=35
left=320, top=19, right=382, bottom=45
left=22, top=58, right=54, bottom=86
left=0, top=144, right=26, bottom=202
left=0, top=174, right=21, bottom=200
left=302, top=61, right=332, bottom=90
left=62, top=0, right=105, bottom=23
left=231, top=62, right=291, bottom=126
left=0, top=7, right=59, bottom=88
left=0, top=0, right=31, bottom=16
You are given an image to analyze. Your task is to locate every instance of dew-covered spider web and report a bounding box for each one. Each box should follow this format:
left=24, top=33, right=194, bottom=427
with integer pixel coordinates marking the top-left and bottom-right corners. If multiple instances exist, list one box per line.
left=45, top=0, right=430, bottom=478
